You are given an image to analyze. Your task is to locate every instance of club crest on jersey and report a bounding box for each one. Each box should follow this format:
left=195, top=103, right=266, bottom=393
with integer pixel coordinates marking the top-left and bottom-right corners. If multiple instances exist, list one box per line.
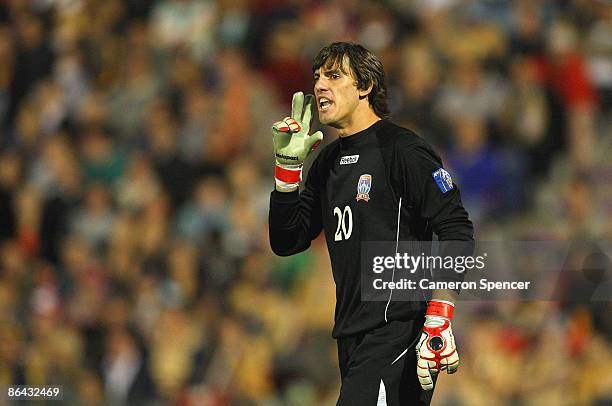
left=356, top=174, right=372, bottom=202
left=432, top=168, right=454, bottom=193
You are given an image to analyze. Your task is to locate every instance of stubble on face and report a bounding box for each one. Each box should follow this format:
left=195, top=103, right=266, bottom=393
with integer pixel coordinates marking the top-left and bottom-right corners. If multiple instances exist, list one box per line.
left=314, top=56, right=360, bottom=129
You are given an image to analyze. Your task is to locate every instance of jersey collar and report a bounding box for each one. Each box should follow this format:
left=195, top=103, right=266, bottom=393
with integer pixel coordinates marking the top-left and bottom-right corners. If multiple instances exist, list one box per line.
left=339, top=119, right=386, bottom=148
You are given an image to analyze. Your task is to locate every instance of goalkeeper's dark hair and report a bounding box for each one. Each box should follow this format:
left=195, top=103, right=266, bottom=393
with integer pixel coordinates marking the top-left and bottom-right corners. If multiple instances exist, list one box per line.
left=313, top=42, right=389, bottom=119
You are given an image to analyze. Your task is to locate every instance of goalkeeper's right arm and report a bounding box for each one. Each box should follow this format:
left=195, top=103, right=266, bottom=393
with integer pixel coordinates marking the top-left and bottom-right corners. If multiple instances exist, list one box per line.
left=269, top=92, right=324, bottom=256
left=268, top=176, right=323, bottom=256
left=272, top=92, right=323, bottom=192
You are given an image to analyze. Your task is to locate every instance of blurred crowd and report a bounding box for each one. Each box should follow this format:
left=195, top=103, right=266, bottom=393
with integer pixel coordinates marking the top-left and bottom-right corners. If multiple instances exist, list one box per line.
left=0, top=0, right=610, bottom=405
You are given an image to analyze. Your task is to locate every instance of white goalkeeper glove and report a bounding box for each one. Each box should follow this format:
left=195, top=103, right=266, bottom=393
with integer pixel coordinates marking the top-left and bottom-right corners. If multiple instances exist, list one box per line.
left=272, top=92, right=323, bottom=191
left=416, top=300, right=460, bottom=390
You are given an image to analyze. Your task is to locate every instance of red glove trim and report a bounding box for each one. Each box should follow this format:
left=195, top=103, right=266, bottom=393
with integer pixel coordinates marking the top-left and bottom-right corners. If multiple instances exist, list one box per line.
left=426, top=300, right=454, bottom=320
left=275, top=164, right=302, bottom=184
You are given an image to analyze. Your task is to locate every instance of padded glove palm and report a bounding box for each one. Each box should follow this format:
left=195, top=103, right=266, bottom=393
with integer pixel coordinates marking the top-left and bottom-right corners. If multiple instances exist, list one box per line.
left=416, top=300, right=460, bottom=390
left=272, top=92, right=323, bottom=191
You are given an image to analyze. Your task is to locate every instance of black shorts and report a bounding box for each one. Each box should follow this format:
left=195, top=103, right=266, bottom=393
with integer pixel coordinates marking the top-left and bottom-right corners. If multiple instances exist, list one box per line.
left=336, top=319, right=436, bottom=406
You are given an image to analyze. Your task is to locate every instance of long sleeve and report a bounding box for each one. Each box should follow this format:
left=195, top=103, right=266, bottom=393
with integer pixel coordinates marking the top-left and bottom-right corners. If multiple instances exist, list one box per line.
left=395, top=141, right=473, bottom=241
left=268, top=166, right=323, bottom=256
left=394, top=139, right=474, bottom=285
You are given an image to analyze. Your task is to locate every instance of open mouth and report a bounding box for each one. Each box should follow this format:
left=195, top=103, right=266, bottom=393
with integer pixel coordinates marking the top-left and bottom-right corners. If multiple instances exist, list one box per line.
left=319, top=97, right=333, bottom=112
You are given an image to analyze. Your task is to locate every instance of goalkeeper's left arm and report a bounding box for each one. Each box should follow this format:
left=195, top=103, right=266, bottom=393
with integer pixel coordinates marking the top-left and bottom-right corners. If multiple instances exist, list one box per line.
left=391, top=133, right=473, bottom=391
left=416, top=294, right=459, bottom=390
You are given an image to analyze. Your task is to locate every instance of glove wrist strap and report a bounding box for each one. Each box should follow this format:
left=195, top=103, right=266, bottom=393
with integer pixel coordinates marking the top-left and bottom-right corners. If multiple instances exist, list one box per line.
left=275, top=163, right=302, bottom=184
left=275, top=180, right=298, bottom=192
left=426, top=300, right=455, bottom=320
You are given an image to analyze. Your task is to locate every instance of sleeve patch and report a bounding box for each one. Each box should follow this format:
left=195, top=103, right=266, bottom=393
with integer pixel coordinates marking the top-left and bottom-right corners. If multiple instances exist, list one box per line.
left=432, top=168, right=454, bottom=193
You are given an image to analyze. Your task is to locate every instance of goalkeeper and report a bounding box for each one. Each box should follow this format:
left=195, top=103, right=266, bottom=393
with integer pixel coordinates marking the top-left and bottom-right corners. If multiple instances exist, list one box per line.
left=269, top=42, right=473, bottom=405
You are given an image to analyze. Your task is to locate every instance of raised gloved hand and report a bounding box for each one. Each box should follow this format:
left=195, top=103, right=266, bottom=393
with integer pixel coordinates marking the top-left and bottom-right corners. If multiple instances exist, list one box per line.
left=416, top=300, right=459, bottom=390
left=272, top=92, right=323, bottom=191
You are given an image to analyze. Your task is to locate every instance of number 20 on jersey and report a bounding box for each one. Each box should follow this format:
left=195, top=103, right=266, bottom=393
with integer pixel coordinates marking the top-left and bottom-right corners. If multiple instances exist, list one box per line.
left=333, top=206, right=353, bottom=241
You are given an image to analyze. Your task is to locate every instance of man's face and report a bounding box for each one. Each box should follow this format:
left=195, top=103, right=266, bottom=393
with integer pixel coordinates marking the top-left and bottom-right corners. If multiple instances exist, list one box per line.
left=313, top=57, right=362, bottom=128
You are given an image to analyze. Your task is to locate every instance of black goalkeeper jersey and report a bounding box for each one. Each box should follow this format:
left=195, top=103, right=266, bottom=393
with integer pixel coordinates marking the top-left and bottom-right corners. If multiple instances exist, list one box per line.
left=269, top=119, right=473, bottom=338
